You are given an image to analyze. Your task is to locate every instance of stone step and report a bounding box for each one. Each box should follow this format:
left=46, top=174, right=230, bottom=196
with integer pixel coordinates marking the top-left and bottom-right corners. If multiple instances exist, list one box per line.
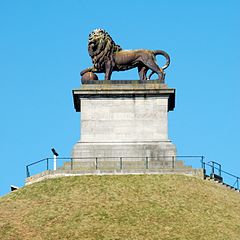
left=205, top=177, right=239, bottom=192
left=59, top=160, right=193, bottom=171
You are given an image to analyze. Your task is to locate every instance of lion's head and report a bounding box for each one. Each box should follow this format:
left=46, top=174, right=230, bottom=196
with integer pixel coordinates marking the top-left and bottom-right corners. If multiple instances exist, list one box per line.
left=88, top=29, right=122, bottom=70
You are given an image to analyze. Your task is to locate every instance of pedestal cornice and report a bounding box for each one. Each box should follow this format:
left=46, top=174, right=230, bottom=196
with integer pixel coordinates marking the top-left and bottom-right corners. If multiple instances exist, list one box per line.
left=73, top=80, right=175, bottom=112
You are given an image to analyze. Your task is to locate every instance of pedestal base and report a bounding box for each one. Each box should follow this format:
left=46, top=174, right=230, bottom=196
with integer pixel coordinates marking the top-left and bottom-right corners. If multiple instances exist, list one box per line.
left=72, top=141, right=176, bottom=160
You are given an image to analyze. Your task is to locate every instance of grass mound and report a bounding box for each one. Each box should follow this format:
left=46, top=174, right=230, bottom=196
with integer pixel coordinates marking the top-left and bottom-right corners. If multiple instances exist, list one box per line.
left=0, top=174, right=240, bottom=239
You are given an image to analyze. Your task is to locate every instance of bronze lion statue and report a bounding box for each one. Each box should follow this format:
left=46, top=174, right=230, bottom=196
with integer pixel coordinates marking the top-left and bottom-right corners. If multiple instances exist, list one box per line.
left=80, top=29, right=170, bottom=82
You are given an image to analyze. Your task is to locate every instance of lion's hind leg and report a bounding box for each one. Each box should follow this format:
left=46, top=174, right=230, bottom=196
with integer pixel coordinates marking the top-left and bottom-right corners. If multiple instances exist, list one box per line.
left=144, top=61, right=164, bottom=83
left=148, top=70, right=166, bottom=80
left=138, top=65, right=148, bottom=80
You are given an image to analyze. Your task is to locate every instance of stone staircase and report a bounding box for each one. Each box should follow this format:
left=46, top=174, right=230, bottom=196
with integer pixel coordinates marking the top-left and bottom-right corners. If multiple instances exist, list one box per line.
left=205, top=176, right=240, bottom=193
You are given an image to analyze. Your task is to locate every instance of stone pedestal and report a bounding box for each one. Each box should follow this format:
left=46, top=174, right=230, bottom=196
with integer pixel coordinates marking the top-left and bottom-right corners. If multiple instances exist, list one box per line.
left=72, top=80, right=176, bottom=160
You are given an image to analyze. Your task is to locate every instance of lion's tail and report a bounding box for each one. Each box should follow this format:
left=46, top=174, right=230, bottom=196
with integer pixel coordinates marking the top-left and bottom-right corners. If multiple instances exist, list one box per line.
left=153, top=50, right=170, bottom=70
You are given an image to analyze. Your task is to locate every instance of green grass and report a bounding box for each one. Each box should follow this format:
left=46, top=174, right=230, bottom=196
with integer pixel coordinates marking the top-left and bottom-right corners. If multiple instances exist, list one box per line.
left=0, top=174, right=240, bottom=239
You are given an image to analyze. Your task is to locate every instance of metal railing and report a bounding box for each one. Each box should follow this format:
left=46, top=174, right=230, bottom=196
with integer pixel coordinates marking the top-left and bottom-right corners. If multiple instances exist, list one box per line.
left=26, top=156, right=240, bottom=191
left=26, top=155, right=204, bottom=178
left=202, top=160, right=240, bottom=191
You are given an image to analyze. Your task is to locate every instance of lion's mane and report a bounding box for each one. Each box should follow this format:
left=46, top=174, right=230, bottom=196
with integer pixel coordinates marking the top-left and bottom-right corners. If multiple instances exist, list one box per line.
left=88, top=29, right=122, bottom=71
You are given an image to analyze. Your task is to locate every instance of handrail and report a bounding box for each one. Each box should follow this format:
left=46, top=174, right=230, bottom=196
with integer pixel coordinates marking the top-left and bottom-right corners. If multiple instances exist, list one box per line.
left=26, top=155, right=204, bottom=178
left=221, top=169, right=240, bottom=179
left=203, top=161, right=239, bottom=191
left=207, top=161, right=222, bottom=177
left=26, top=158, right=49, bottom=167
left=26, top=158, right=49, bottom=178
left=25, top=156, right=239, bottom=191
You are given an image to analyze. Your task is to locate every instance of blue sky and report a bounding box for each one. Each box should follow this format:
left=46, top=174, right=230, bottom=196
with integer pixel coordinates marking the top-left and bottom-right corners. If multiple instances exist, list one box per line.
left=0, top=0, right=239, bottom=196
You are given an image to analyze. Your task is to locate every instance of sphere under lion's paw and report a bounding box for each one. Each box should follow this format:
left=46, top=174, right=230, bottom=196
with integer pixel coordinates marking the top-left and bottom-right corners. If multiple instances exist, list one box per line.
left=81, top=72, right=98, bottom=81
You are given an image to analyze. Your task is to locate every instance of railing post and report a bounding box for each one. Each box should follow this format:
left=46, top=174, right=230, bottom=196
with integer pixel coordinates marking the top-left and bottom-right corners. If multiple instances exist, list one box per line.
left=120, top=157, right=123, bottom=170
left=201, top=156, right=204, bottom=169
left=203, top=162, right=206, bottom=178
left=237, top=177, right=239, bottom=190
left=26, top=166, right=30, bottom=178
left=71, top=158, right=73, bottom=170
left=46, top=158, right=49, bottom=171
left=146, top=157, right=148, bottom=170
left=211, top=162, right=214, bottom=175
left=95, top=157, right=98, bottom=170
left=219, top=164, right=222, bottom=177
